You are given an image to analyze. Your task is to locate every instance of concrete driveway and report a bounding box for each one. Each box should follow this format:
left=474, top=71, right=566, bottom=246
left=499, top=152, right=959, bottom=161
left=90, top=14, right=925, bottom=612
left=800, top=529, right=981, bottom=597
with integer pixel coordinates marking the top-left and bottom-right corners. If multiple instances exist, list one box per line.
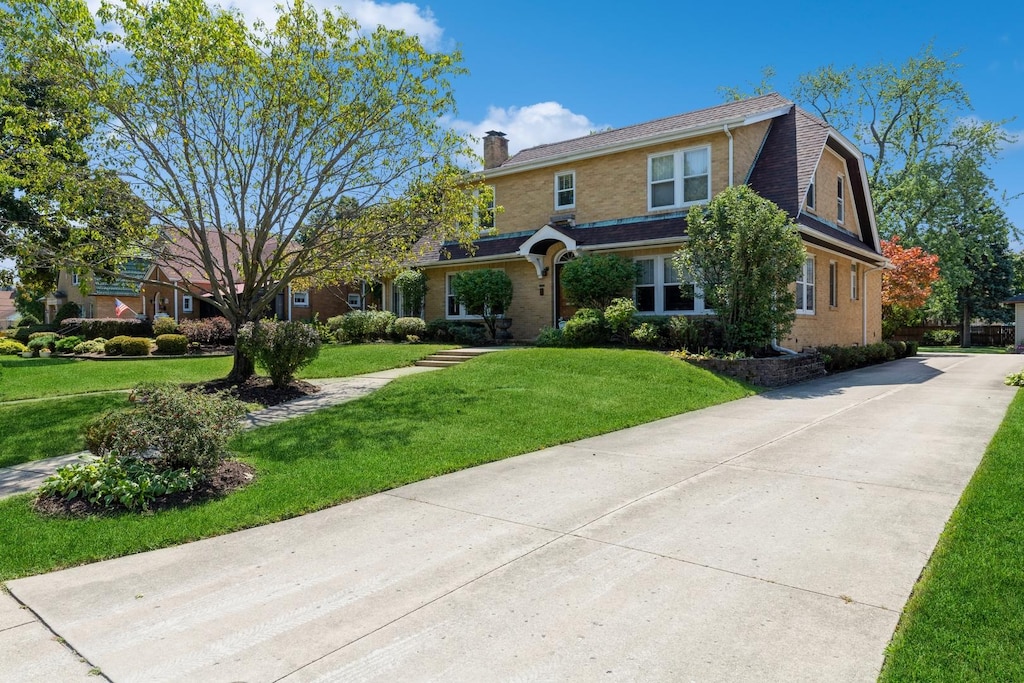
left=6, top=353, right=1022, bottom=682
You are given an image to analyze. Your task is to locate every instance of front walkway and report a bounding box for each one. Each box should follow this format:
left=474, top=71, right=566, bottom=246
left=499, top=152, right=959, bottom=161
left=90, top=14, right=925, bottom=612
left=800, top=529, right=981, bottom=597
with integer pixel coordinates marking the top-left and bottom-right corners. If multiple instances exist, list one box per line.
left=4, top=353, right=1022, bottom=681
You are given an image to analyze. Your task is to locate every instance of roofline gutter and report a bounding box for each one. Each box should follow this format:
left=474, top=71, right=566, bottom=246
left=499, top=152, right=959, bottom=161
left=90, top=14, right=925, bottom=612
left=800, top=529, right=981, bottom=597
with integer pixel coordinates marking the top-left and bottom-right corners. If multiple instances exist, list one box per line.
left=797, top=226, right=885, bottom=264
left=479, top=106, right=792, bottom=178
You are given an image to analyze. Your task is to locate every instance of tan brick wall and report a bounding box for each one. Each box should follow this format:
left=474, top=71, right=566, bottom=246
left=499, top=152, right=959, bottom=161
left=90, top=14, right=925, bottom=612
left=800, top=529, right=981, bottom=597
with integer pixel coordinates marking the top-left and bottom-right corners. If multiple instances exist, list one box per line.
left=488, top=121, right=771, bottom=232
left=784, top=245, right=882, bottom=349
left=804, top=148, right=862, bottom=240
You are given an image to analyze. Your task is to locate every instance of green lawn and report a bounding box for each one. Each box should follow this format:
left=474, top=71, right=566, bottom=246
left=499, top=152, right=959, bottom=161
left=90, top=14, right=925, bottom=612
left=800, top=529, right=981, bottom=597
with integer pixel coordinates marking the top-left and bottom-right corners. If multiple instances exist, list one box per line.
left=0, top=348, right=755, bottom=580
left=918, top=346, right=1008, bottom=354
left=0, top=394, right=131, bottom=468
left=0, top=344, right=451, bottom=401
left=879, top=388, right=1024, bottom=681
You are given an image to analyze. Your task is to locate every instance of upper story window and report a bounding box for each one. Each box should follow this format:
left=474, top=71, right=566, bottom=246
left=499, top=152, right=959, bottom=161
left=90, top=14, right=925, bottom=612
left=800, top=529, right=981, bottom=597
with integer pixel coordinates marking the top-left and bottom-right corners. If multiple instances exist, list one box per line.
left=292, top=290, right=309, bottom=307
left=796, top=257, right=815, bottom=314
left=836, top=176, right=845, bottom=224
left=71, top=273, right=80, bottom=286
left=634, top=256, right=707, bottom=315
left=555, top=171, right=575, bottom=210
left=649, top=146, right=710, bottom=211
left=806, top=178, right=816, bottom=211
left=476, top=186, right=495, bottom=229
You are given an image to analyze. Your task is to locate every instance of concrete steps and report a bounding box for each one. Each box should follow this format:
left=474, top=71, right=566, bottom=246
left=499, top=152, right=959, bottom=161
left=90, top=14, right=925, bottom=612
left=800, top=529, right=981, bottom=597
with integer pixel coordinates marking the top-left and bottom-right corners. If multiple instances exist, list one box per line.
left=414, top=348, right=495, bottom=368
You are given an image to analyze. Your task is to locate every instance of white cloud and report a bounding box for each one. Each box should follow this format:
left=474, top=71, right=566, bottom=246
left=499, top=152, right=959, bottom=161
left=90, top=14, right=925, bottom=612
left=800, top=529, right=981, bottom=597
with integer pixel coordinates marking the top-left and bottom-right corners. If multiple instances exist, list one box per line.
left=450, top=102, right=609, bottom=156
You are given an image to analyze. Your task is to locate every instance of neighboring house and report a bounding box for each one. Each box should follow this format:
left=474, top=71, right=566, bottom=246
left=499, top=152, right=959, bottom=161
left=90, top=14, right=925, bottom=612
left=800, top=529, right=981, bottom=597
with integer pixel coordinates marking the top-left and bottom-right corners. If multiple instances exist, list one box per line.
left=0, top=289, right=18, bottom=329
left=398, top=93, right=886, bottom=348
left=49, top=240, right=376, bottom=325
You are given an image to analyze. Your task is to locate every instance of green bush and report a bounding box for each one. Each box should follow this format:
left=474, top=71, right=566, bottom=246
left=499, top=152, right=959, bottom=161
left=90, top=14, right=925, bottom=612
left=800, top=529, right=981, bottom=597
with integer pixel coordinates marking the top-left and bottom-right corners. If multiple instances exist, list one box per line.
left=534, top=326, right=565, bottom=347
left=562, top=308, right=608, bottom=347
left=424, top=318, right=454, bottom=342
left=630, top=322, right=661, bottom=346
left=152, top=316, right=178, bottom=336
left=332, top=309, right=396, bottom=343
left=560, top=254, right=637, bottom=309
left=448, top=324, right=488, bottom=345
left=237, top=319, right=322, bottom=387
left=0, top=338, right=27, bottom=355
left=155, top=334, right=188, bottom=355
left=104, top=335, right=132, bottom=355
left=921, top=329, right=960, bottom=346
left=121, top=337, right=151, bottom=356
left=450, top=269, right=514, bottom=340
left=53, top=301, right=81, bottom=326
left=389, top=317, right=427, bottom=340
left=885, top=340, right=909, bottom=359
left=817, top=342, right=903, bottom=374
left=906, top=341, right=918, bottom=356
left=305, top=315, right=335, bottom=344
left=66, top=317, right=150, bottom=340
left=73, top=338, right=107, bottom=354
left=604, top=297, right=638, bottom=341
left=54, top=335, right=84, bottom=353
left=27, top=334, right=57, bottom=353
left=15, top=313, right=40, bottom=327
left=38, top=455, right=201, bottom=512
left=12, top=324, right=55, bottom=343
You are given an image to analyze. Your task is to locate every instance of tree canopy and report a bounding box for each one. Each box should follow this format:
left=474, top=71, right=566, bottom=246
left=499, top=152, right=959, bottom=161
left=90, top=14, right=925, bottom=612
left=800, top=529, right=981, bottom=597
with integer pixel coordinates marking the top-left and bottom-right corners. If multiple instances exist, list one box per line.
left=2, top=0, right=486, bottom=379
left=450, top=269, right=513, bottom=340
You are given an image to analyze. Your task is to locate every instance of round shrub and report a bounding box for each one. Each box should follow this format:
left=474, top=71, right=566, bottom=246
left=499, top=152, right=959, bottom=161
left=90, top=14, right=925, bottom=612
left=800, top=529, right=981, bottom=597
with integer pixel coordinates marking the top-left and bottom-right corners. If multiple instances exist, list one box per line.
left=53, top=301, right=81, bottom=325
left=121, top=337, right=152, bottom=356
left=630, top=322, right=661, bottom=346
left=27, top=335, right=57, bottom=353
left=237, top=319, right=322, bottom=388
left=604, top=297, right=638, bottom=340
left=104, top=335, right=132, bottom=355
left=73, top=338, right=107, bottom=354
left=54, top=336, right=84, bottom=353
left=562, top=308, right=608, bottom=347
left=334, top=310, right=395, bottom=343
left=152, top=316, right=179, bottom=336
left=560, top=254, right=638, bottom=309
left=534, top=326, right=564, bottom=347
left=0, top=338, right=28, bottom=355
left=390, top=317, right=427, bottom=340
left=155, top=334, right=188, bottom=355
left=15, top=313, right=41, bottom=327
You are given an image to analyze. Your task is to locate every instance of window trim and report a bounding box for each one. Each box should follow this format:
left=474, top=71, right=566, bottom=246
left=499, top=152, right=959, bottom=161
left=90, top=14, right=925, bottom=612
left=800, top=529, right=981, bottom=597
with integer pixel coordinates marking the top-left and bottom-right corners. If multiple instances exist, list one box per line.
left=806, top=178, right=816, bottom=212
left=476, top=185, right=496, bottom=230
left=837, top=175, right=845, bottom=224
left=828, top=260, right=838, bottom=308
left=71, top=273, right=80, bottom=286
left=181, top=294, right=193, bottom=313
left=633, top=255, right=709, bottom=315
left=554, top=171, right=576, bottom=211
left=796, top=257, right=815, bottom=315
left=292, top=290, right=310, bottom=307
left=446, top=269, right=507, bottom=321
left=647, top=145, right=711, bottom=212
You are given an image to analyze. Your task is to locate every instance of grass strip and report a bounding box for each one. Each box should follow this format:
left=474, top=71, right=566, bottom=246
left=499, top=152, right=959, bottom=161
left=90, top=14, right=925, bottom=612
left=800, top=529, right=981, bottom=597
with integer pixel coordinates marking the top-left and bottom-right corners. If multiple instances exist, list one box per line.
left=879, top=388, right=1024, bottom=681
left=0, top=348, right=754, bottom=580
left=0, top=394, right=131, bottom=468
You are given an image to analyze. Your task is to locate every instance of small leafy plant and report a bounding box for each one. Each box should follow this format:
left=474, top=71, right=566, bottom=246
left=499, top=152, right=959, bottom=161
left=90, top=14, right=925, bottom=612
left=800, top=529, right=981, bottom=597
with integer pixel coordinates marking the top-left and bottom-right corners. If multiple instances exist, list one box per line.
left=1005, top=370, right=1024, bottom=387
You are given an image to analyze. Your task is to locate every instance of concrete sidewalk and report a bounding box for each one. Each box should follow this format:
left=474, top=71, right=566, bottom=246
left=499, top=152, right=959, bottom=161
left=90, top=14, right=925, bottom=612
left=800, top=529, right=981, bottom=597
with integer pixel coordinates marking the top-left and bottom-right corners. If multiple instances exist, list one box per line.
left=5, top=353, right=1022, bottom=681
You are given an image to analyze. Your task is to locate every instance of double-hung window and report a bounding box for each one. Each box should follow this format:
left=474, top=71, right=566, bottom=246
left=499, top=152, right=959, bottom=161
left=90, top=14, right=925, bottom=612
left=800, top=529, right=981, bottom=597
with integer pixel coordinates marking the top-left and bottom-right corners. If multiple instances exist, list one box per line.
left=555, top=171, right=575, bottom=210
left=837, top=176, right=845, bottom=224
left=850, top=263, right=859, bottom=300
left=292, top=290, right=309, bottom=307
left=182, top=295, right=193, bottom=313
left=648, top=146, right=710, bottom=210
left=796, top=257, right=815, bottom=314
left=446, top=274, right=467, bottom=318
left=634, top=256, right=704, bottom=314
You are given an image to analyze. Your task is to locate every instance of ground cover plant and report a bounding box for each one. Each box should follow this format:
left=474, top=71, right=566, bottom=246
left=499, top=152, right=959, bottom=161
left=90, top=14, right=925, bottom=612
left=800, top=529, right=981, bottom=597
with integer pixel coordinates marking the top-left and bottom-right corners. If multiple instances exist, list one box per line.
left=0, top=348, right=755, bottom=579
left=879, top=389, right=1024, bottom=681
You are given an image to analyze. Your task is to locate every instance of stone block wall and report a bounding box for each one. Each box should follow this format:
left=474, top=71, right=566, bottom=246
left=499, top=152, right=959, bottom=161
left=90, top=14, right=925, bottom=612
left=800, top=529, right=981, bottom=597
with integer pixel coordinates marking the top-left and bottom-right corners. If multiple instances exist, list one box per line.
left=687, top=351, right=825, bottom=388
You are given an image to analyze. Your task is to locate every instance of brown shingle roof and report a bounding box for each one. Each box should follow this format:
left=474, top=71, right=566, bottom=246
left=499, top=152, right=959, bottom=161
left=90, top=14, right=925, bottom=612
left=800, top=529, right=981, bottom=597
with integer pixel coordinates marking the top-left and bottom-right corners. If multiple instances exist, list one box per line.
left=498, top=93, right=794, bottom=168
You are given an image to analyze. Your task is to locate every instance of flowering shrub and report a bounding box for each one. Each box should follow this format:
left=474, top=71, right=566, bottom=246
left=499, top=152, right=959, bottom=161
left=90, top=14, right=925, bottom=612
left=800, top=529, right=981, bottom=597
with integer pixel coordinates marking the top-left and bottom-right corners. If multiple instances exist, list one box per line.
left=329, top=310, right=395, bottom=343
left=1005, top=370, right=1024, bottom=387
left=604, top=297, right=638, bottom=340
left=630, top=322, right=661, bottom=346
left=237, top=318, right=322, bottom=387
left=73, top=338, right=107, bottom=354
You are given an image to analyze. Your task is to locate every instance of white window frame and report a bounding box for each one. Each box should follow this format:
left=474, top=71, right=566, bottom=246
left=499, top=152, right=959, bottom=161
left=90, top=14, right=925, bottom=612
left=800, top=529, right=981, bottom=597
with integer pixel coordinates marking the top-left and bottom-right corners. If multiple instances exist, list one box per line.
left=633, top=255, right=709, bottom=315
left=71, top=273, right=80, bottom=286
left=554, top=171, right=575, bottom=210
left=446, top=270, right=506, bottom=321
left=828, top=261, right=838, bottom=308
left=182, top=295, right=193, bottom=313
left=806, top=178, right=816, bottom=212
left=292, top=290, right=309, bottom=307
left=850, top=263, right=859, bottom=301
left=647, top=145, right=711, bottom=211
left=347, top=292, right=362, bottom=308
left=796, top=257, right=815, bottom=315
left=837, top=175, right=845, bottom=224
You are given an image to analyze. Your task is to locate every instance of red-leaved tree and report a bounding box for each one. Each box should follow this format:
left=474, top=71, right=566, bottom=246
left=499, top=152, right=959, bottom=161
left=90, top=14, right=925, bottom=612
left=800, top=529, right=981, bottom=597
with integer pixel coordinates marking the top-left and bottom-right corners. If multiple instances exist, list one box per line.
left=881, top=237, right=941, bottom=336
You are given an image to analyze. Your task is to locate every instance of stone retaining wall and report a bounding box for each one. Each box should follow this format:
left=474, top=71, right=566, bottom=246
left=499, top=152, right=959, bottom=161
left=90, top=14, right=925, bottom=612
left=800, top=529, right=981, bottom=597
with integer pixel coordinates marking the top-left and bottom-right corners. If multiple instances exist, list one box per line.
left=688, top=351, right=826, bottom=388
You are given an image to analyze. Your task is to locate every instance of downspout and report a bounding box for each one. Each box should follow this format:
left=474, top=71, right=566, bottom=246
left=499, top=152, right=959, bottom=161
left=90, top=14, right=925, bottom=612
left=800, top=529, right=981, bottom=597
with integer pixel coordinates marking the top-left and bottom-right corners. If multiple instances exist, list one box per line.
left=723, top=124, right=734, bottom=187
left=173, top=280, right=179, bottom=322
left=287, top=285, right=292, bottom=321
left=862, top=264, right=886, bottom=346
left=772, top=339, right=798, bottom=355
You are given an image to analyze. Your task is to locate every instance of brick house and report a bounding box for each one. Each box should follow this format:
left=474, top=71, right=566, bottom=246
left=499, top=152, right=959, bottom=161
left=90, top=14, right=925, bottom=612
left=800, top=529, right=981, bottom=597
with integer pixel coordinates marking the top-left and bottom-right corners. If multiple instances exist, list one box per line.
left=398, top=93, right=886, bottom=348
left=48, top=239, right=377, bottom=325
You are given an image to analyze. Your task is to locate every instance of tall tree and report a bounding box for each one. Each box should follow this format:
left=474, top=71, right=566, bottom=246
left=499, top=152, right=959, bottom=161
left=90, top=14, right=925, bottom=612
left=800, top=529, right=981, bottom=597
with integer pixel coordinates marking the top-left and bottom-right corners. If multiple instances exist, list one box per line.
left=880, top=237, right=940, bottom=337
left=3, top=0, right=485, bottom=380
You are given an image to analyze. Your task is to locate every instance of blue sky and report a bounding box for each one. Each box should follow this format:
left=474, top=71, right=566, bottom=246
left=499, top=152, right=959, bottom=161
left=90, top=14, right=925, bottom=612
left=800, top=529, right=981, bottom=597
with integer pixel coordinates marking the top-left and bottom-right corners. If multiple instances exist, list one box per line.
left=256, top=0, right=1020, bottom=236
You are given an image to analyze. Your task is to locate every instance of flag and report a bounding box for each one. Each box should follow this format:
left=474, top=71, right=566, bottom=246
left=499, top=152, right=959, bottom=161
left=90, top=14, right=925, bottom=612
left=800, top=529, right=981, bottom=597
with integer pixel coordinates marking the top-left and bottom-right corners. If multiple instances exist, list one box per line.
left=114, top=298, right=129, bottom=317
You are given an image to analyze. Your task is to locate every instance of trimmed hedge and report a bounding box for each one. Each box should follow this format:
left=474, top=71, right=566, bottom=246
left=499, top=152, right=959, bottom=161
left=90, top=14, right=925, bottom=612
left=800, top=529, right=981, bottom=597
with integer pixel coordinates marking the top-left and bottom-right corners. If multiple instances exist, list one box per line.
left=155, top=334, right=188, bottom=355
left=816, top=340, right=917, bottom=374
left=63, top=318, right=151, bottom=340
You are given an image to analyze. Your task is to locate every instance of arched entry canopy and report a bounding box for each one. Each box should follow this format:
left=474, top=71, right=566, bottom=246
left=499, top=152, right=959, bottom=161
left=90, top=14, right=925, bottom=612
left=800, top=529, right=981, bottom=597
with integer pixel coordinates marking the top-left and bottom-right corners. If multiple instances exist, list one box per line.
left=517, top=225, right=577, bottom=278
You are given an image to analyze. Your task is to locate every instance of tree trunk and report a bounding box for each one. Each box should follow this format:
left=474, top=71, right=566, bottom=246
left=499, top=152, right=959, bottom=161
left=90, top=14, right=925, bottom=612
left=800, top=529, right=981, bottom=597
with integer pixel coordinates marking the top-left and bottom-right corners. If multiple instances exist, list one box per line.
left=961, top=302, right=972, bottom=349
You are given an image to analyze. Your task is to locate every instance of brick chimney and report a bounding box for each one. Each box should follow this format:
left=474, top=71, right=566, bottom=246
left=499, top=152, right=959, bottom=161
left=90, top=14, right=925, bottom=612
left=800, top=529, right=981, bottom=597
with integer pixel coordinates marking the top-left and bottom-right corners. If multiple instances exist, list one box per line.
left=483, top=130, right=509, bottom=169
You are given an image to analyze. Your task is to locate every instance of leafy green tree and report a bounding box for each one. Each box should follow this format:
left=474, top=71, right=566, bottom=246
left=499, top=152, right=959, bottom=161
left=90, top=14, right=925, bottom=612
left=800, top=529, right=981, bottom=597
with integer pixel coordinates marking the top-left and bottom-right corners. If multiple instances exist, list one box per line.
left=674, top=185, right=805, bottom=353
left=450, top=269, right=513, bottom=340
left=560, top=254, right=637, bottom=309
left=393, top=269, right=428, bottom=317
left=3, top=0, right=486, bottom=381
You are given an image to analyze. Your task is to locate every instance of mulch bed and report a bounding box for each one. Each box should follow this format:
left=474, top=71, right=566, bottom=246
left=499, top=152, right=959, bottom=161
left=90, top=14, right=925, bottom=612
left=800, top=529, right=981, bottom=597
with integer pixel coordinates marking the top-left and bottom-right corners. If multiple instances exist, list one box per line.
left=33, top=459, right=257, bottom=518
left=185, top=376, right=321, bottom=407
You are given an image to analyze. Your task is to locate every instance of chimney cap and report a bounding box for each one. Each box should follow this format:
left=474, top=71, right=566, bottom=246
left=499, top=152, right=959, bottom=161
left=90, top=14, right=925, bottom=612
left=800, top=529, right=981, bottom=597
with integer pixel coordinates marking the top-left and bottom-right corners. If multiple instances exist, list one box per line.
left=484, top=130, right=506, bottom=138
